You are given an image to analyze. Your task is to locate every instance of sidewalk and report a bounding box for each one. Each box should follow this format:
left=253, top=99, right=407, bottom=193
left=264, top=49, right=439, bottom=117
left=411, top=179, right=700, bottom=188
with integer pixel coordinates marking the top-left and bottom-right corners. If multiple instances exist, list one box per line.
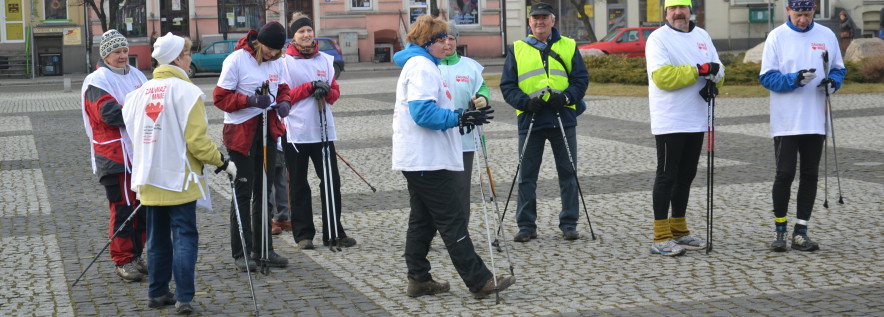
left=0, top=57, right=506, bottom=87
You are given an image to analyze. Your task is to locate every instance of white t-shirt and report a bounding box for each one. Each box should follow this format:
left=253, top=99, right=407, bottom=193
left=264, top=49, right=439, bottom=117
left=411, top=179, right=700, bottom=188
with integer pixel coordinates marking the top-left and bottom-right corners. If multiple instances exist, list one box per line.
left=392, top=55, right=462, bottom=171
left=439, top=56, right=484, bottom=152
left=761, top=22, right=843, bottom=137
left=646, top=25, right=722, bottom=135
left=216, top=49, right=288, bottom=124
left=280, top=52, right=337, bottom=143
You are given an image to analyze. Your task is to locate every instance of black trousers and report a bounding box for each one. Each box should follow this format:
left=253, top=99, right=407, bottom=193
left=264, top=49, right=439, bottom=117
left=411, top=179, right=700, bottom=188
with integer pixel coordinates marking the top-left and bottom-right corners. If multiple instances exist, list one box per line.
left=653, top=132, right=704, bottom=221
left=282, top=141, right=346, bottom=243
left=228, top=115, right=277, bottom=259
left=403, top=170, right=492, bottom=293
left=772, top=134, right=825, bottom=220
left=458, top=151, right=475, bottom=221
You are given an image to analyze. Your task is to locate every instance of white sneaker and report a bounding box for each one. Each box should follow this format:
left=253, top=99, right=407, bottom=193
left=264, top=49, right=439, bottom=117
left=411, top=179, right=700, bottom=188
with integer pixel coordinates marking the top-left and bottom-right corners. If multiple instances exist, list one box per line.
left=650, top=240, right=686, bottom=256
left=673, top=235, right=708, bottom=251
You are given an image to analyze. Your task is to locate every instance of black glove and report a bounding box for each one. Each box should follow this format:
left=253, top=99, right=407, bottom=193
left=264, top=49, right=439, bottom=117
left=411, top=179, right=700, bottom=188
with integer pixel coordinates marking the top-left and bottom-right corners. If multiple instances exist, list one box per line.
left=547, top=93, right=568, bottom=111
left=527, top=97, right=545, bottom=113
left=247, top=94, right=272, bottom=109
left=458, top=107, right=495, bottom=135
left=697, top=63, right=721, bottom=77
left=817, top=77, right=836, bottom=94
left=275, top=100, right=291, bottom=118
left=795, top=69, right=817, bottom=86
left=699, top=79, right=718, bottom=103
left=312, top=80, right=331, bottom=100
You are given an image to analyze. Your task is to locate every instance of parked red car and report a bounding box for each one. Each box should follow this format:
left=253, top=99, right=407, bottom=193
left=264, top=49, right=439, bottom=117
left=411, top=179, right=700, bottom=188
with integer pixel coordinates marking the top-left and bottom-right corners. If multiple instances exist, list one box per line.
left=578, top=27, right=659, bottom=57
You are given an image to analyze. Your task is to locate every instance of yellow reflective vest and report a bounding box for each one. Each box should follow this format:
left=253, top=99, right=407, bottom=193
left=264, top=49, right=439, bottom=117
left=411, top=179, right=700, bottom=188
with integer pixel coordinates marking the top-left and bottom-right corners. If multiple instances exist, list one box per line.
left=513, top=36, right=577, bottom=116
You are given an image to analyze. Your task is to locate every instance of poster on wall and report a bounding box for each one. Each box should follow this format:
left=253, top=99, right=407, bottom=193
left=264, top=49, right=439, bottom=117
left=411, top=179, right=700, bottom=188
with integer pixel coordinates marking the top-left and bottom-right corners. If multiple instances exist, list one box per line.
left=63, top=28, right=81, bottom=45
left=410, top=7, right=427, bottom=23
left=172, top=0, right=181, bottom=11
left=449, top=0, right=478, bottom=24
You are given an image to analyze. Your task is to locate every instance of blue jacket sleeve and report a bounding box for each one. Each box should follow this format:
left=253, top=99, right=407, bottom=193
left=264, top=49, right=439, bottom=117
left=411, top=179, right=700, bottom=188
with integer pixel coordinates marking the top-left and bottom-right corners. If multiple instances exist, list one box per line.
left=828, top=68, right=846, bottom=90
left=564, top=48, right=589, bottom=106
left=500, top=45, right=531, bottom=111
left=408, top=99, right=460, bottom=130
left=760, top=70, right=799, bottom=93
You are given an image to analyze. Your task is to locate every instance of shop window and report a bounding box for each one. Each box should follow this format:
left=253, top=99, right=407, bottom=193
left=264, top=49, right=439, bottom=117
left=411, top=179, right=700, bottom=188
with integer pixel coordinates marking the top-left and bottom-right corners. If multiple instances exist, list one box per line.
left=45, top=0, right=67, bottom=20
left=449, top=0, right=478, bottom=25
left=220, top=2, right=264, bottom=33
left=118, top=0, right=146, bottom=37
left=350, top=0, right=372, bottom=10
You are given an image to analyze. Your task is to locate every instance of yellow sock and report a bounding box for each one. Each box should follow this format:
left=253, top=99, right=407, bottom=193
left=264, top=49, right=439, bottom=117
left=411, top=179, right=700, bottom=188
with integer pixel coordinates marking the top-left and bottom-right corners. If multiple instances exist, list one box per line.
left=670, top=217, right=690, bottom=238
left=653, top=219, right=672, bottom=242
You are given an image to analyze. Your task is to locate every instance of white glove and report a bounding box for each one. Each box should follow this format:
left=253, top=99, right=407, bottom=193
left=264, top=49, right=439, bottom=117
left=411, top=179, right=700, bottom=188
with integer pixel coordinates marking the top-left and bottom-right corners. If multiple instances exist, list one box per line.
left=471, top=95, right=489, bottom=109
left=818, top=78, right=837, bottom=95
left=705, top=67, right=724, bottom=83
left=225, top=161, right=237, bottom=179
left=797, top=69, right=817, bottom=86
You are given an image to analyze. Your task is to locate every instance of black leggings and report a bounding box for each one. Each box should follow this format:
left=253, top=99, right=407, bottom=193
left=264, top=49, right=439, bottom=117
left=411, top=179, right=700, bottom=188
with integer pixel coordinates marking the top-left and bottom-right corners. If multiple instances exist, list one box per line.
left=772, top=134, right=825, bottom=221
left=653, top=133, right=704, bottom=221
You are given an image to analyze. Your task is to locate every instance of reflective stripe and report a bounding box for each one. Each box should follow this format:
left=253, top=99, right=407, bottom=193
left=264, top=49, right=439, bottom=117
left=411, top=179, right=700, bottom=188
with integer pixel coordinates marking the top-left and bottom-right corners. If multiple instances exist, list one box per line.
left=796, top=219, right=808, bottom=225
left=518, top=68, right=546, bottom=83
left=549, top=69, right=568, bottom=78
left=527, top=88, right=550, bottom=98
left=775, top=217, right=787, bottom=223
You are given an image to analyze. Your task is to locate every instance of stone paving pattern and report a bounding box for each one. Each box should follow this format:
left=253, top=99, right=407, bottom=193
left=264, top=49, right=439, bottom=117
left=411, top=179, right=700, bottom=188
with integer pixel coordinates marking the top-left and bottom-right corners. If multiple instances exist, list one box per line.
left=0, top=74, right=882, bottom=316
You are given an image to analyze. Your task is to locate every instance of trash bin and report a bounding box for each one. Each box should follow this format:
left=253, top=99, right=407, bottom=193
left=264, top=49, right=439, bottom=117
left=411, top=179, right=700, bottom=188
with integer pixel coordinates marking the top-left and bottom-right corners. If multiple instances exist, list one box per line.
left=39, top=53, right=63, bottom=76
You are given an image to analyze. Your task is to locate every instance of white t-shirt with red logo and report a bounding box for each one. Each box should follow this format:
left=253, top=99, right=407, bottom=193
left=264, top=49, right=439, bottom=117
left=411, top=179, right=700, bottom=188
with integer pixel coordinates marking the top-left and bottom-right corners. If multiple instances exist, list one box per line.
left=646, top=25, right=721, bottom=135
left=217, top=49, right=288, bottom=124
left=280, top=52, right=337, bottom=143
left=761, top=23, right=843, bottom=137
left=392, top=55, right=462, bottom=171
left=439, top=56, right=484, bottom=152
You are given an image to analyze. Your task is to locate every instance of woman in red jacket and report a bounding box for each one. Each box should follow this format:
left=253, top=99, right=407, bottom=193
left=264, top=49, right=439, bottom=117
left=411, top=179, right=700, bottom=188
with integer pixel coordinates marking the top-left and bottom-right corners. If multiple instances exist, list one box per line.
left=213, top=22, right=292, bottom=271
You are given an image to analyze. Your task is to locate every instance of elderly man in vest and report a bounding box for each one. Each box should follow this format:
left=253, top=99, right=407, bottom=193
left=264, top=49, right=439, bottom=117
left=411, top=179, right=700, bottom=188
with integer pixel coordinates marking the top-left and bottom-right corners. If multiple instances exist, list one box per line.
left=500, top=2, right=589, bottom=242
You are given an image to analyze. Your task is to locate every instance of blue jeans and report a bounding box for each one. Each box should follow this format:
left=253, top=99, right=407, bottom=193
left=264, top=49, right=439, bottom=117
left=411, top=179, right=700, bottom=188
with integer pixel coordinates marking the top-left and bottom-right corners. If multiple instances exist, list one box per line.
left=147, top=201, right=198, bottom=303
left=516, top=126, right=579, bottom=232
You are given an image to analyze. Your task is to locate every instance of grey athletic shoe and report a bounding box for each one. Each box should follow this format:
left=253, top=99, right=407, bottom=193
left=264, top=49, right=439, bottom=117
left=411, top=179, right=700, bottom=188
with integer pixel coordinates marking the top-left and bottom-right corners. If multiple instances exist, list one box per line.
left=175, top=301, right=193, bottom=315
left=791, top=232, right=820, bottom=252
left=406, top=277, right=451, bottom=297
left=133, top=257, right=148, bottom=274
left=649, top=240, right=686, bottom=256
left=513, top=231, right=537, bottom=242
left=771, top=229, right=788, bottom=252
left=562, top=228, right=580, bottom=240
left=673, top=235, right=707, bottom=251
left=234, top=256, right=256, bottom=272
left=251, top=251, right=289, bottom=268
left=147, top=292, right=176, bottom=308
left=115, top=261, right=144, bottom=282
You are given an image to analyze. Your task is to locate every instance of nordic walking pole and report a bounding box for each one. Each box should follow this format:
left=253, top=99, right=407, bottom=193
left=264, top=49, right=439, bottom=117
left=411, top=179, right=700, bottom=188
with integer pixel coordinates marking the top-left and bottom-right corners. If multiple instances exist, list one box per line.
left=554, top=111, right=596, bottom=240
left=492, top=113, right=535, bottom=249
left=318, top=96, right=341, bottom=251
left=472, top=128, right=502, bottom=304
left=821, top=51, right=845, bottom=207
left=704, top=80, right=716, bottom=254
left=256, top=81, right=271, bottom=275
left=477, top=126, right=516, bottom=268
left=72, top=204, right=143, bottom=287
left=222, top=173, right=260, bottom=316
left=335, top=152, right=376, bottom=192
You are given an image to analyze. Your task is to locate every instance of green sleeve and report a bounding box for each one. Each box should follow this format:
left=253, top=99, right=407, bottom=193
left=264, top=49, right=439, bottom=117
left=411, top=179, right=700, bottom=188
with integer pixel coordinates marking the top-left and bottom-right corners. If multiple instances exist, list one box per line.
left=651, top=65, right=699, bottom=91
left=477, top=80, right=489, bottom=100
left=184, top=99, right=224, bottom=167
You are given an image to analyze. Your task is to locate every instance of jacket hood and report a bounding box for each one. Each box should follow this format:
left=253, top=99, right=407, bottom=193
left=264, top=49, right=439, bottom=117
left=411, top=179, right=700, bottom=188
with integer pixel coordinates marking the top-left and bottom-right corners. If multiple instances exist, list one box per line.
left=235, top=30, right=258, bottom=57
left=152, top=64, right=192, bottom=83
left=393, top=43, right=440, bottom=67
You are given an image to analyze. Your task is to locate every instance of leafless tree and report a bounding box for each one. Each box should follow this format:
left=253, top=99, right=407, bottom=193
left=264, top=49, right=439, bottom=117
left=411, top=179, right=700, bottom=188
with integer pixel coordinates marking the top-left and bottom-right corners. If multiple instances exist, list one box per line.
left=566, top=0, right=597, bottom=42
left=74, top=0, right=125, bottom=33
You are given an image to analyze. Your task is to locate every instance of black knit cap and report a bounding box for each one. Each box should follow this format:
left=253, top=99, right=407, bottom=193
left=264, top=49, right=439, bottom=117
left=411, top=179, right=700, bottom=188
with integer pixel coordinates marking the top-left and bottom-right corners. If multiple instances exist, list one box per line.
left=258, top=22, right=286, bottom=50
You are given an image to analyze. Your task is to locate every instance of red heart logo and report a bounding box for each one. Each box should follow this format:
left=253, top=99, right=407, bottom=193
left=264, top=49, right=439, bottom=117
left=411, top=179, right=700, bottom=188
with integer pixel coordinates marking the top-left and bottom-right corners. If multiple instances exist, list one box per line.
left=146, top=102, right=164, bottom=122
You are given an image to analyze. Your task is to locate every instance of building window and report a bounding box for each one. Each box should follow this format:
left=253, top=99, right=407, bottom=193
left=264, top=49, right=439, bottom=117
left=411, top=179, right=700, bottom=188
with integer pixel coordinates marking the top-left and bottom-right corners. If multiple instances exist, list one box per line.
left=118, top=0, right=146, bottom=37
left=449, top=0, right=478, bottom=25
left=219, top=1, right=265, bottom=33
left=44, top=0, right=67, bottom=20
left=351, top=0, right=372, bottom=10
left=3, top=0, right=27, bottom=42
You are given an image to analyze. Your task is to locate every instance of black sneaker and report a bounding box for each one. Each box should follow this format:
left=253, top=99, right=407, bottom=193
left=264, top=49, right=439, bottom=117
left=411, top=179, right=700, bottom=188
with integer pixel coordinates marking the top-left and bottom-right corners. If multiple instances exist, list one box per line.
left=234, top=256, right=256, bottom=272
left=324, top=237, right=357, bottom=248
left=251, top=251, right=289, bottom=268
left=771, top=229, right=788, bottom=252
left=406, top=277, right=451, bottom=297
left=512, top=231, right=537, bottom=243
left=791, top=232, right=820, bottom=252
left=175, top=301, right=193, bottom=315
left=147, top=292, right=176, bottom=308
left=472, top=275, right=516, bottom=299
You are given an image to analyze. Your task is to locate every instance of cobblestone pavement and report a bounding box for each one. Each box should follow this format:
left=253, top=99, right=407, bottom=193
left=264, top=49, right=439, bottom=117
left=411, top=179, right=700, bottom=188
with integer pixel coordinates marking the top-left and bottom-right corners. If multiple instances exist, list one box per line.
left=0, top=74, right=882, bottom=316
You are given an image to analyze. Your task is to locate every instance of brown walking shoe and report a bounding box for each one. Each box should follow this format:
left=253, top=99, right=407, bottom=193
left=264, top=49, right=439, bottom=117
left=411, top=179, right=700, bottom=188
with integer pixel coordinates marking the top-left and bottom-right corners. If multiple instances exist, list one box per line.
left=472, top=275, right=516, bottom=299
left=406, top=277, right=451, bottom=297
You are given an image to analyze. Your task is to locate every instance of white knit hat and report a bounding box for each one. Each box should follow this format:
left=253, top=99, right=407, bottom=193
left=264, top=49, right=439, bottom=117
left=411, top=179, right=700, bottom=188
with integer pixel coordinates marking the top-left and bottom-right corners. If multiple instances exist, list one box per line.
left=151, top=32, right=185, bottom=65
left=99, top=30, right=128, bottom=58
